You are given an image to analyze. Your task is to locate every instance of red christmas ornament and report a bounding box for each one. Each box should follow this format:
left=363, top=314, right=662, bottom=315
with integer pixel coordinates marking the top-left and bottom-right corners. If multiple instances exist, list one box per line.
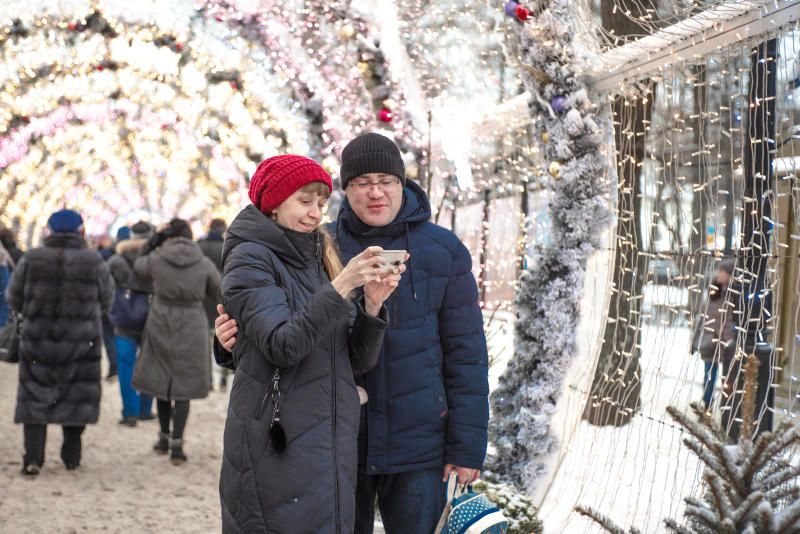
left=230, top=81, right=239, bottom=90
left=378, top=108, right=393, bottom=123
left=67, top=22, right=77, bottom=31
left=175, top=43, right=184, bottom=51
left=515, top=5, right=530, bottom=21
left=96, top=65, right=105, bottom=71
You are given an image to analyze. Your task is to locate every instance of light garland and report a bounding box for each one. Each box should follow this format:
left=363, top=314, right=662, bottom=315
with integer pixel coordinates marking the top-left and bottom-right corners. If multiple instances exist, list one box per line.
left=0, top=4, right=312, bottom=242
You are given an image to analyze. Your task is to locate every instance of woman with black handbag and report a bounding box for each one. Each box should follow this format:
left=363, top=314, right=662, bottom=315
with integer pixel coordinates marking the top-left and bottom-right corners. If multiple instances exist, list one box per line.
left=219, top=155, right=402, bottom=534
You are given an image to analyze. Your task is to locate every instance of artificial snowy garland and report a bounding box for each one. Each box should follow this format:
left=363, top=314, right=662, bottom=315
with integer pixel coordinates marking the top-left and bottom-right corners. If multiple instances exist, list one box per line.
left=488, top=0, right=613, bottom=492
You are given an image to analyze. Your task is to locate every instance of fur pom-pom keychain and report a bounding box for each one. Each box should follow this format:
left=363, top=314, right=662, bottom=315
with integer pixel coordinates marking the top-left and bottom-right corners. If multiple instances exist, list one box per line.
left=269, top=368, right=287, bottom=453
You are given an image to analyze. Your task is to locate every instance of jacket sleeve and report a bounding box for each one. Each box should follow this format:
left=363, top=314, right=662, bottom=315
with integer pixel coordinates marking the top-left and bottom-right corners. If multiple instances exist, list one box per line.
left=96, top=260, right=115, bottom=313
left=438, top=241, right=489, bottom=470
left=107, top=255, right=130, bottom=287
left=205, top=258, right=222, bottom=304
left=133, top=254, right=153, bottom=285
left=5, top=256, right=27, bottom=313
left=221, top=243, right=352, bottom=368
left=348, top=297, right=388, bottom=376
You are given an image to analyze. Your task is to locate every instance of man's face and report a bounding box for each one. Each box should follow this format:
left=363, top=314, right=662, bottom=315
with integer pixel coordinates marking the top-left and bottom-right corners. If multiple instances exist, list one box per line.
left=344, top=173, right=403, bottom=227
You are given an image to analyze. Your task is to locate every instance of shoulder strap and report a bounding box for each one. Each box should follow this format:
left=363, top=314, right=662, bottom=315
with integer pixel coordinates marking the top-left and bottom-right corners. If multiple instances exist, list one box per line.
left=434, top=472, right=468, bottom=534
left=122, top=254, right=139, bottom=290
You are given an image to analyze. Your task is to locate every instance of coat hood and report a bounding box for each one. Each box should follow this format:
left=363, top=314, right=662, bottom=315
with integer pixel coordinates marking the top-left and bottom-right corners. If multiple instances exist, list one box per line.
left=116, top=238, right=146, bottom=256
left=223, top=204, right=317, bottom=270
left=335, top=180, right=431, bottom=299
left=337, top=179, right=431, bottom=238
left=156, top=237, right=205, bottom=268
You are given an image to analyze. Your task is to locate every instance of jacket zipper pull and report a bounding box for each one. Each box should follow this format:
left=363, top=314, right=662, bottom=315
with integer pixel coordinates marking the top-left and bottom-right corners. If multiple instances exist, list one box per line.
left=315, top=233, right=324, bottom=282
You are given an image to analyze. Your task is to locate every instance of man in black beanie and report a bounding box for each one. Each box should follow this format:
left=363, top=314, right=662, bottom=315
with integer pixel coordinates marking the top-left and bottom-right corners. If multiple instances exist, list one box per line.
left=215, top=132, right=489, bottom=534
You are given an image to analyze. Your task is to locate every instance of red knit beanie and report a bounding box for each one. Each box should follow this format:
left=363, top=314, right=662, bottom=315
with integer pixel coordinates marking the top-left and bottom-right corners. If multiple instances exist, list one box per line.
left=248, top=155, right=333, bottom=213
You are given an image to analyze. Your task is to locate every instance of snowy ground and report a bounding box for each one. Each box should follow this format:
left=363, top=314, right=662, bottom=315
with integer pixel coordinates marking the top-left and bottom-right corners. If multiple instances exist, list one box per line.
left=0, top=358, right=227, bottom=533
left=0, top=283, right=779, bottom=534
left=537, top=321, right=707, bottom=533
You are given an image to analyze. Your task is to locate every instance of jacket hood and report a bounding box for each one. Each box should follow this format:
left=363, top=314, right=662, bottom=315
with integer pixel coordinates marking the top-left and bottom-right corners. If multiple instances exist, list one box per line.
left=156, top=237, right=205, bottom=268
left=116, top=238, right=146, bottom=256
left=203, top=231, right=225, bottom=242
left=338, top=179, right=431, bottom=237
left=223, top=204, right=317, bottom=270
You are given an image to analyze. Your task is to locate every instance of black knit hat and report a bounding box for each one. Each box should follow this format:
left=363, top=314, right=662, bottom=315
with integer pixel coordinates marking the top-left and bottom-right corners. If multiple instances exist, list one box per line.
left=340, top=133, right=405, bottom=188
left=131, top=221, right=153, bottom=240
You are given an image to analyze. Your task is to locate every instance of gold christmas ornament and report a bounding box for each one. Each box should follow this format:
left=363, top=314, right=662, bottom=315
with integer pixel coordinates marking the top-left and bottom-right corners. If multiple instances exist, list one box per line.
left=357, top=61, right=371, bottom=76
left=339, top=24, right=356, bottom=41
left=541, top=131, right=549, bottom=143
left=548, top=161, right=561, bottom=178
left=382, top=98, right=396, bottom=109
left=322, top=155, right=339, bottom=174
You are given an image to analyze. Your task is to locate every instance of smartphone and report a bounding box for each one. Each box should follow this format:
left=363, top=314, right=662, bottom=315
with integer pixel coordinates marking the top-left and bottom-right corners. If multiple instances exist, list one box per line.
left=375, top=250, right=407, bottom=273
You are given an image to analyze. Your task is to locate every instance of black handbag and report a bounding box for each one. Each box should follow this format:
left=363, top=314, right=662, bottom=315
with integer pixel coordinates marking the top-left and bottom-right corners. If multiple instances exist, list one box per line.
left=0, top=312, right=20, bottom=363
left=109, top=287, right=150, bottom=331
left=108, top=257, right=150, bottom=332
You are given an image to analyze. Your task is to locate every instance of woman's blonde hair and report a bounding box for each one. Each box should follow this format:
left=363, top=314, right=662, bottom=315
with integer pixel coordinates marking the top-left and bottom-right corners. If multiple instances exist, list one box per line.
left=297, top=182, right=343, bottom=280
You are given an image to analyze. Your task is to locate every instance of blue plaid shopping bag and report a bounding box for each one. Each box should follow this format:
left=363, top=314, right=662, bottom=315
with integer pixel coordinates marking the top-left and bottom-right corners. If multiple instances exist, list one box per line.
left=434, top=472, right=509, bottom=534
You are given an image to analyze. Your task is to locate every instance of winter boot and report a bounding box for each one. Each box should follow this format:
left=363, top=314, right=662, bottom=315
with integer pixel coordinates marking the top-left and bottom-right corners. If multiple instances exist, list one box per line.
left=170, top=438, right=187, bottom=465
left=21, top=463, right=41, bottom=476
left=153, top=432, right=169, bottom=455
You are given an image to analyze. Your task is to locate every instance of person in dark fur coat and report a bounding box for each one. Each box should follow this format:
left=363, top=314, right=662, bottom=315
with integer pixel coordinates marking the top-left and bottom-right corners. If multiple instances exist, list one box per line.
left=5, top=209, right=115, bottom=475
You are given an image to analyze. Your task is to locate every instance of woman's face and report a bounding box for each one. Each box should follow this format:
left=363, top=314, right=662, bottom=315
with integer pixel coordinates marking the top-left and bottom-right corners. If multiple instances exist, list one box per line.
left=716, top=269, right=730, bottom=286
left=273, top=188, right=328, bottom=233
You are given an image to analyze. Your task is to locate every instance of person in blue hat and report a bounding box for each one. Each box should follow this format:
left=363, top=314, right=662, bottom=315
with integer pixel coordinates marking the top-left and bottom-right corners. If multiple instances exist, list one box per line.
left=6, top=209, right=115, bottom=475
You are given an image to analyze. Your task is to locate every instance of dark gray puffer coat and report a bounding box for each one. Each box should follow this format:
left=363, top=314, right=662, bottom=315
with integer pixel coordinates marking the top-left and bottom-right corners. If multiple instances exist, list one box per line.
left=6, top=233, right=114, bottom=425
left=219, top=205, right=387, bottom=534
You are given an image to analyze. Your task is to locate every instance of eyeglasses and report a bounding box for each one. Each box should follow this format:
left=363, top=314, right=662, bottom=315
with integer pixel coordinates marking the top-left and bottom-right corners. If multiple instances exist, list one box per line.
left=347, top=177, right=401, bottom=191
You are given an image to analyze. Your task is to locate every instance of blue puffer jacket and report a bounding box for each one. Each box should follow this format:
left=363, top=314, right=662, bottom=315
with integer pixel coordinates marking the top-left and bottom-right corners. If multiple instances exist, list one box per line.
left=331, top=180, right=489, bottom=474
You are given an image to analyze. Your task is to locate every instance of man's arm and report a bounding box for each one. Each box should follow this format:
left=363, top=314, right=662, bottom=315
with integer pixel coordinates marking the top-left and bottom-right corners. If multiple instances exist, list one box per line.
left=438, top=240, right=490, bottom=481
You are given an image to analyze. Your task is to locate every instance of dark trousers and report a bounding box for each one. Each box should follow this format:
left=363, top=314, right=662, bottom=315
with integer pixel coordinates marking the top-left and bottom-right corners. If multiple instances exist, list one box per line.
left=23, top=423, right=86, bottom=467
left=354, top=467, right=445, bottom=534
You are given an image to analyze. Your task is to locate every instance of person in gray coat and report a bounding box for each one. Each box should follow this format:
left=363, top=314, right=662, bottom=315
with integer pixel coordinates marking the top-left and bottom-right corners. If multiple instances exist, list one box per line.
left=133, top=218, right=221, bottom=465
left=219, top=155, right=403, bottom=534
left=6, top=209, right=114, bottom=475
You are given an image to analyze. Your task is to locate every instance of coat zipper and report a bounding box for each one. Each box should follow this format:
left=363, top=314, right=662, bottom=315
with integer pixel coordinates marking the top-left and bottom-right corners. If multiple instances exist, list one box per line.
left=384, top=293, right=396, bottom=471
left=318, top=234, right=341, bottom=533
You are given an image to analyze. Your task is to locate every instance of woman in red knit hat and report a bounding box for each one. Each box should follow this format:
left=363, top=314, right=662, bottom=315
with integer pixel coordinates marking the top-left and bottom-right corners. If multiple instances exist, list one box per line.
left=218, top=155, right=404, bottom=534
